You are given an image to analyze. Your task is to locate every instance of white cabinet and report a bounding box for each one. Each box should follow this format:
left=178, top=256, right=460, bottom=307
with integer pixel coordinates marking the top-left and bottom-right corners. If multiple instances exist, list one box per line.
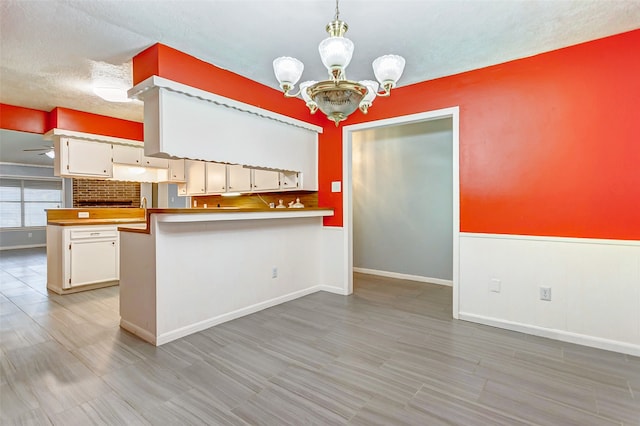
left=227, top=165, right=252, bottom=192
left=280, top=171, right=299, bottom=190
left=112, top=144, right=143, bottom=165
left=168, top=159, right=185, bottom=182
left=113, top=144, right=169, bottom=168
left=178, top=160, right=206, bottom=195
left=142, top=155, right=169, bottom=168
left=47, top=225, right=120, bottom=294
left=206, top=162, right=227, bottom=194
left=55, top=137, right=112, bottom=178
left=252, top=169, right=280, bottom=192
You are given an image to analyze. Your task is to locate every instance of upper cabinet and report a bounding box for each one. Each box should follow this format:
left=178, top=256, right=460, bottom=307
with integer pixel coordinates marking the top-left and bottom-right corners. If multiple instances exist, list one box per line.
left=55, top=137, right=112, bottom=178
left=227, top=165, right=251, bottom=193
left=112, top=144, right=142, bottom=165
left=205, top=162, right=226, bottom=194
left=132, top=77, right=320, bottom=190
left=112, top=144, right=169, bottom=169
left=252, top=169, right=280, bottom=192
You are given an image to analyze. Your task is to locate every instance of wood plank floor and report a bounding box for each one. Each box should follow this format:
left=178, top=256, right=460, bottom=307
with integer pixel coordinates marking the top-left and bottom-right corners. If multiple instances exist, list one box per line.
left=1, top=247, right=638, bottom=425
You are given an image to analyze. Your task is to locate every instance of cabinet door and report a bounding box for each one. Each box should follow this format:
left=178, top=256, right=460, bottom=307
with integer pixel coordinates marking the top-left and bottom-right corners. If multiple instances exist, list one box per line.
left=142, top=155, right=169, bottom=168
left=65, top=138, right=112, bottom=177
left=206, top=163, right=227, bottom=194
left=168, top=159, right=185, bottom=181
left=112, top=144, right=142, bottom=165
left=227, top=165, right=252, bottom=192
left=184, top=160, right=206, bottom=195
left=280, top=171, right=299, bottom=190
left=252, top=169, right=280, bottom=192
left=68, top=239, right=118, bottom=287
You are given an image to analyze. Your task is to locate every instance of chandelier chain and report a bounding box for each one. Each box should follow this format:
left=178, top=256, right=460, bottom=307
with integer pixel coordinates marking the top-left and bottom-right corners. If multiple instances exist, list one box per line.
left=334, top=0, right=340, bottom=21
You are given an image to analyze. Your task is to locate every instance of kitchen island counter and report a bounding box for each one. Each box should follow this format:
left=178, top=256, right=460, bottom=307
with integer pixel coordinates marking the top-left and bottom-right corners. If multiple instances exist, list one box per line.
left=118, top=207, right=334, bottom=233
left=118, top=206, right=341, bottom=346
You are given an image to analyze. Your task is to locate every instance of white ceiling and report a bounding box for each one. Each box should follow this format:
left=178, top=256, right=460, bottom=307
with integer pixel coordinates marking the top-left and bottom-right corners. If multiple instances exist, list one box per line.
left=1, top=0, right=639, bottom=164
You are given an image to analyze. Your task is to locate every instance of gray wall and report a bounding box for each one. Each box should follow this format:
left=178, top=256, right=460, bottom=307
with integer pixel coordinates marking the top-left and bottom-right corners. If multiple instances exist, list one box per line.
left=0, top=163, right=63, bottom=250
left=352, top=118, right=453, bottom=281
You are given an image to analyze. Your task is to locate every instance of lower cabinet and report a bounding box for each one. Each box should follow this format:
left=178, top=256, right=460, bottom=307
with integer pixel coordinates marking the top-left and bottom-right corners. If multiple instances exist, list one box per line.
left=69, top=239, right=118, bottom=287
left=47, top=225, right=121, bottom=294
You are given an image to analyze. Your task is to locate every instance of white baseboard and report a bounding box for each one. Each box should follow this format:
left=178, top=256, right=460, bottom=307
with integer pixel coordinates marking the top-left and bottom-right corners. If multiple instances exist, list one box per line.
left=459, top=312, right=640, bottom=357
left=316, top=285, right=351, bottom=295
left=155, top=285, right=326, bottom=346
left=0, top=244, right=46, bottom=251
left=120, top=319, right=157, bottom=346
left=353, top=267, right=453, bottom=287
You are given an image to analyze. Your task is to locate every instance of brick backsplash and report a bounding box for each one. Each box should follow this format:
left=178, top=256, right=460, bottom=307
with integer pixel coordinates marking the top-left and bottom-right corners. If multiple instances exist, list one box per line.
left=73, top=179, right=140, bottom=207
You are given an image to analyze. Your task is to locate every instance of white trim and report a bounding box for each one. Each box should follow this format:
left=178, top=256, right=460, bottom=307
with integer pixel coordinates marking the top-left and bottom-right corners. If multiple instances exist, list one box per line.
left=342, top=106, right=461, bottom=317
left=129, top=76, right=323, bottom=134
left=316, top=284, right=351, bottom=295
left=0, top=243, right=46, bottom=251
left=119, top=319, right=157, bottom=346
left=353, top=267, right=453, bottom=287
left=154, top=285, right=325, bottom=346
left=461, top=232, right=640, bottom=246
left=0, top=162, right=54, bottom=169
left=459, top=312, right=640, bottom=357
left=44, top=128, right=142, bottom=146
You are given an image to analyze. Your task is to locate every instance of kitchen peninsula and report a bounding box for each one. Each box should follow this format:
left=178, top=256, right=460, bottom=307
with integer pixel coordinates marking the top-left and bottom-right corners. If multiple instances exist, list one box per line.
left=118, top=207, right=334, bottom=345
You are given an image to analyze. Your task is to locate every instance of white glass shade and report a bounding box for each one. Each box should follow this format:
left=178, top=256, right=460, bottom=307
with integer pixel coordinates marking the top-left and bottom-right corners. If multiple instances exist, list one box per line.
left=372, top=55, right=406, bottom=87
left=299, top=81, right=317, bottom=103
left=359, top=80, right=379, bottom=104
left=273, top=57, right=304, bottom=87
left=318, top=36, right=354, bottom=73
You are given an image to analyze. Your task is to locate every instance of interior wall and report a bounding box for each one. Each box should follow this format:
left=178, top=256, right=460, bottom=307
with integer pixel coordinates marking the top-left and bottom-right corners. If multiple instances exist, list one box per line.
left=352, top=119, right=453, bottom=282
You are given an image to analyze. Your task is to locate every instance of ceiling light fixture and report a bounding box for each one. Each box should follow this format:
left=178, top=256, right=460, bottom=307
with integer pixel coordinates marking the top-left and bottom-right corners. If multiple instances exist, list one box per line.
left=273, top=0, right=405, bottom=126
left=93, top=86, right=132, bottom=103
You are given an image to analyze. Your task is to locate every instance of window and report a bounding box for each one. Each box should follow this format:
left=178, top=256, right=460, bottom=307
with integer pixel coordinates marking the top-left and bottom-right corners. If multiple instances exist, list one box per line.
left=0, top=178, right=62, bottom=228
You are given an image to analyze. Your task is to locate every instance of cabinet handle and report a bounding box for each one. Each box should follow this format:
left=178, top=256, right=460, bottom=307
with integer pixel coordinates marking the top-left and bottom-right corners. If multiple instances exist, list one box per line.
left=90, top=232, right=100, bottom=236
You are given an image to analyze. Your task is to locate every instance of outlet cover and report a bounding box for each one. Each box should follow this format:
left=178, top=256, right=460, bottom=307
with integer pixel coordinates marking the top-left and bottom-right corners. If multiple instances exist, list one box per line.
left=489, top=278, right=501, bottom=293
left=540, top=287, right=552, bottom=301
left=77, top=211, right=90, bottom=218
left=331, top=181, right=341, bottom=193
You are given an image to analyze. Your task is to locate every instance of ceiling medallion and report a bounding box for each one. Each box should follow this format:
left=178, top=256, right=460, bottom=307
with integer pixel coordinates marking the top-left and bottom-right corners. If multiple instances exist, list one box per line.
left=273, top=0, right=405, bottom=126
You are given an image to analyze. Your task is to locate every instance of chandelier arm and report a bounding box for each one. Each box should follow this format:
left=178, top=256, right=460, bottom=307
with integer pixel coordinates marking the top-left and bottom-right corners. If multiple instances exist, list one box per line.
left=375, top=82, right=394, bottom=97
left=283, top=89, right=302, bottom=98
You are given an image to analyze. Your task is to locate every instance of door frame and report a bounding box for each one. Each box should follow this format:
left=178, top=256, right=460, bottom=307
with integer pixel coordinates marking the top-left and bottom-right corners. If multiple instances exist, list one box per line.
left=342, top=106, right=460, bottom=318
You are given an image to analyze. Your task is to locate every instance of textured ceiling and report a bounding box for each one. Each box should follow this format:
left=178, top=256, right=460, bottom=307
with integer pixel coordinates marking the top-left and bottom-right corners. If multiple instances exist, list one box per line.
left=0, top=0, right=639, bottom=163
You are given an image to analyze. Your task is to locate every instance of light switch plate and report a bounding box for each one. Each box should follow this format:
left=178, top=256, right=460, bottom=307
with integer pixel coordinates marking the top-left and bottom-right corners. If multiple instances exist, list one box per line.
left=489, top=278, right=501, bottom=293
left=331, top=181, right=341, bottom=193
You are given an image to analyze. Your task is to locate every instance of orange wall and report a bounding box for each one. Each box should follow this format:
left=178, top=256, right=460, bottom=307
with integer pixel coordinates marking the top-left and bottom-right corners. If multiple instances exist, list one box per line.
left=4, top=31, right=638, bottom=240
left=133, top=43, right=326, bottom=127
left=0, top=105, right=143, bottom=142
left=321, top=30, right=640, bottom=239
left=49, top=107, right=143, bottom=141
left=0, top=104, right=49, bottom=134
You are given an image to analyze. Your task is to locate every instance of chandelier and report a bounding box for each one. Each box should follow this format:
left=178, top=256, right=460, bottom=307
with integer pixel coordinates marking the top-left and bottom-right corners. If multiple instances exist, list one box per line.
left=272, top=0, right=405, bottom=126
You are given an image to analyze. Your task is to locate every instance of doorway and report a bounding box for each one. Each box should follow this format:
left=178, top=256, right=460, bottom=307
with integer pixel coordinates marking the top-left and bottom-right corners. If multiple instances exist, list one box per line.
left=342, top=107, right=460, bottom=318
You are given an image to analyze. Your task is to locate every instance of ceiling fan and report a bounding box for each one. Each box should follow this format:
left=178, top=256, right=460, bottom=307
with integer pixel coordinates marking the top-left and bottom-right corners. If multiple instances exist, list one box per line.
left=23, top=146, right=55, bottom=158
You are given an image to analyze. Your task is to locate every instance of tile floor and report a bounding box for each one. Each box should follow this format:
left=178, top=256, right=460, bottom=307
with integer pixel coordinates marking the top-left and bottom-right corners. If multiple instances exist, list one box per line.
left=1, top=248, right=638, bottom=425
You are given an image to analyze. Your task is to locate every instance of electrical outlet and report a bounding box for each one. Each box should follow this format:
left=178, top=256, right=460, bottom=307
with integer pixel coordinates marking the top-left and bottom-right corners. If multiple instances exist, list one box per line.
left=540, top=287, right=552, bottom=301
left=28, top=232, right=33, bottom=238
left=272, top=267, right=278, bottom=279
left=489, top=278, right=501, bottom=293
